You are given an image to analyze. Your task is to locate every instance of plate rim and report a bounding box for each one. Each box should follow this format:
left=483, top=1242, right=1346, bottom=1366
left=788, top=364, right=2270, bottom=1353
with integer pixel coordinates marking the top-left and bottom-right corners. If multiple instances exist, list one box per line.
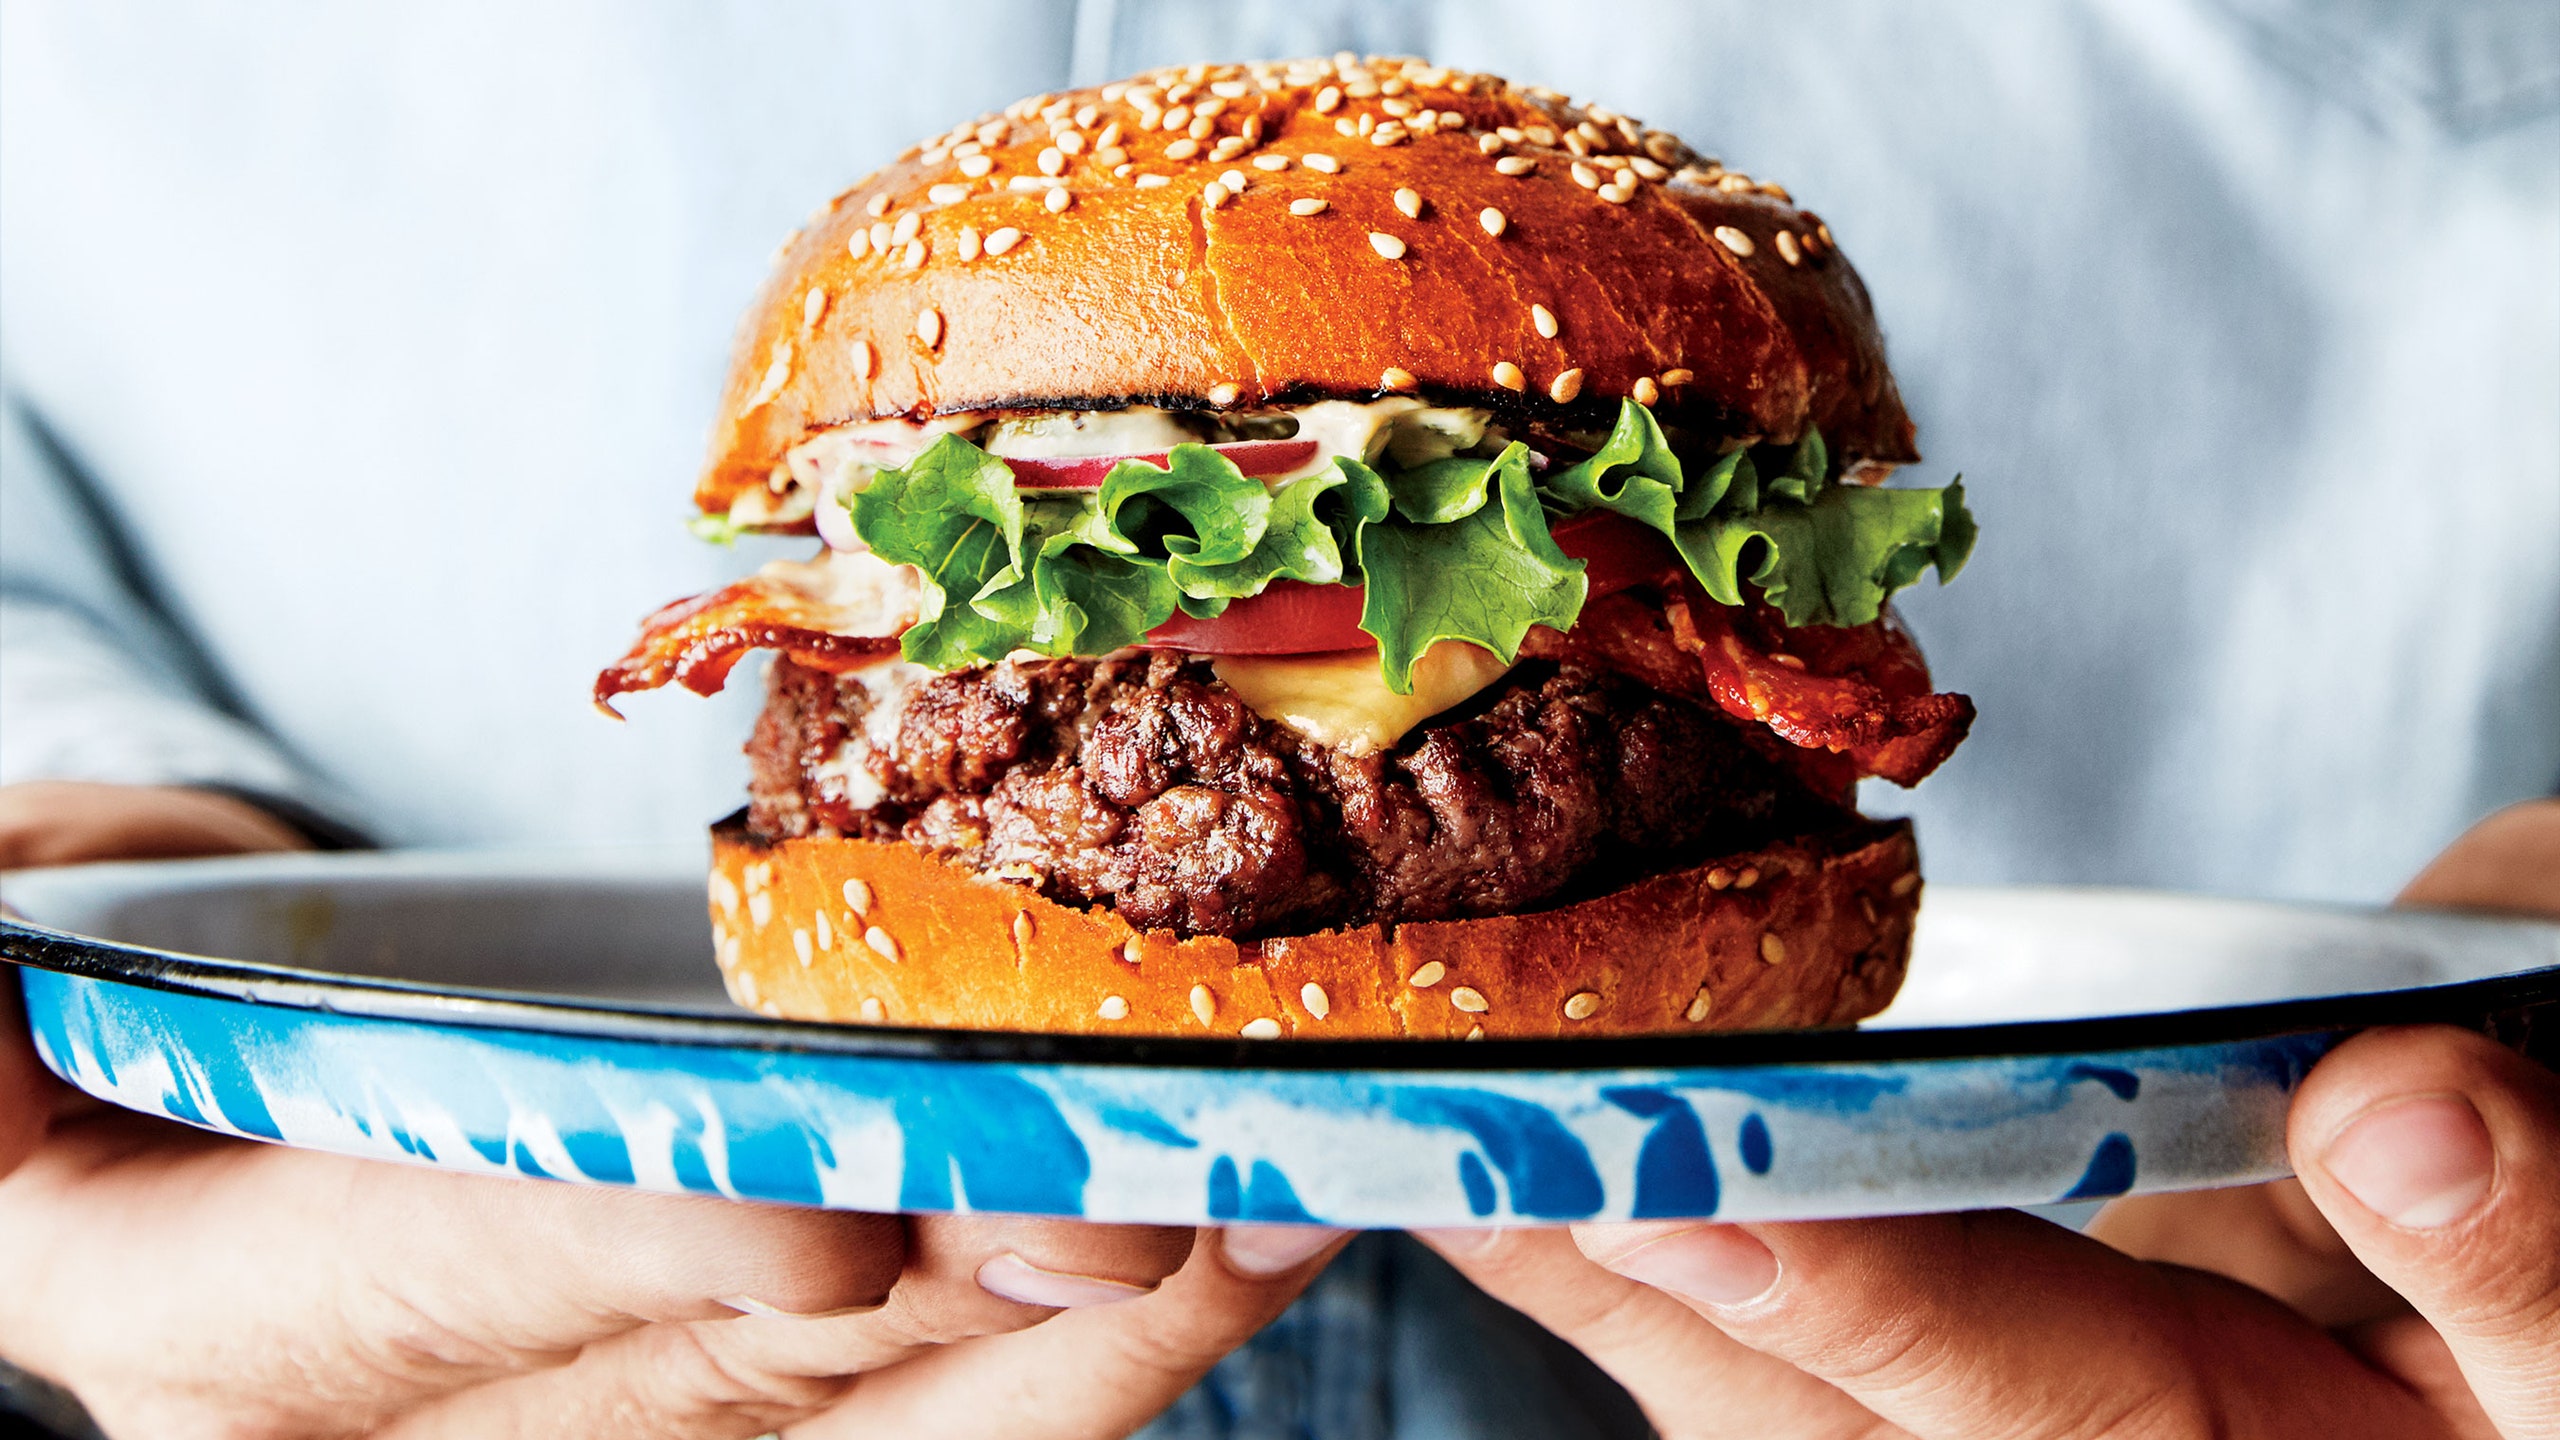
left=9, top=912, right=2558, bottom=1071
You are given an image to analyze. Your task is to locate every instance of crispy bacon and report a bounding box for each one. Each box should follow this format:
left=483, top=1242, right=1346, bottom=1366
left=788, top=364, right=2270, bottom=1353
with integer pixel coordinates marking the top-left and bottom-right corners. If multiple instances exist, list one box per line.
left=1529, top=575, right=1973, bottom=788
left=593, top=563, right=907, bottom=714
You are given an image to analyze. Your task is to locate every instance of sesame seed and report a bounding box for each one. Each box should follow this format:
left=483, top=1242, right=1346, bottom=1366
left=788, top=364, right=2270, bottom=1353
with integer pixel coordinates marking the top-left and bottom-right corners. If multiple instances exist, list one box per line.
left=1289, top=197, right=1329, bottom=216
left=1685, top=989, right=1713, bottom=1023
left=891, top=211, right=921, bottom=245
left=1464, top=1024, right=1486, bottom=1041
left=1570, top=162, right=1599, bottom=189
left=1393, top=187, right=1423, bottom=219
left=1760, top=932, right=1788, bottom=966
left=710, top=872, right=741, bottom=917
left=1037, top=147, right=1065, bottom=176
left=1549, top=367, right=1584, bottom=403
left=1240, top=1017, right=1283, bottom=1039
left=1563, top=991, right=1600, bottom=1021
left=1598, top=181, right=1635, bottom=204
left=1661, top=367, right=1694, bottom=386
left=1056, top=129, right=1086, bottom=155
left=1711, top=224, right=1755, bottom=257
left=1479, top=207, right=1508, bottom=237
left=1162, top=104, right=1191, bottom=131
left=865, top=926, right=901, bottom=962
left=985, top=226, right=1024, bottom=255
left=1335, top=117, right=1359, bottom=137
left=1492, top=361, right=1525, bottom=391
left=1368, top=231, right=1407, bottom=259
left=1706, top=867, right=1734, bottom=890
left=900, top=238, right=925, bottom=269
left=1564, top=131, right=1591, bottom=158
left=1450, top=986, right=1489, bottom=1013
left=1531, top=303, right=1558, bottom=338
left=928, top=183, right=968, bottom=205
left=1407, top=959, right=1446, bottom=987
left=1252, top=154, right=1291, bottom=174
left=1717, top=173, right=1754, bottom=193
left=1165, top=137, right=1201, bottom=161
left=915, top=307, right=943, bottom=348
left=1189, top=983, right=1217, bottom=1026
left=1045, top=186, right=1072, bottom=213
left=1819, top=221, right=1836, bottom=246
left=866, top=192, right=892, bottom=218
left=1775, top=230, right=1802, bottom=265
left=1012, top=910, right=1035, bottom=947
left=1380, top=365, right=1419, bottom=392
left=868, top=220, right=893, bottom=252
left=1633, top=376, right=1660, bottom=405
left=1098, top=994, right=1129, bottom=1021
left=846, top=337, right=877, bottom=380
left=1076, top=103, right=1100, bottom=127
left=1737, top=866, right=1760, bottom=888
left=793, top=928, right=813, bottom=966
left=1005, top=175, right=1049, bottom=192
left=1209, top=381, right=1243, bottom=405
left=1370, top=125, right=1405, bottom=147
left=1891, top=870, right=1921, bottom=896
left=803, top=287, right=828, bottom=327
left=1097, top=146, right=1129, bottom=167
left=1188, top=115, right=1215, bottom=141
left=1629, top=156, right=1670, bottom=182
left=847, top=229, right=870, bottom=259
left=1135, top=173, right=1170, bottom=189
left=1303, top=153, right=1341, bottom=174
left=1097, top=120, right=1124, bottom=147
left=1496, top=125, right=1525, bottom=143
left=1202, top=180, right=1231, bottom=209
left=1211, top=79, right=1249, bottom=99
left=1477, top=132, right=1504, bottom=155
left=957, top=225, right=982, bottom=260
left=1210, top=136, right=1248, bottom=161
left=1122, top=936, right=1145, bottom=964
left=1221, top=169, right=1249, bottom=191
left=814, top=909, right=833, bottom=950
left=1301, top=981, right=1331, bottom=1020
left=958, top=154, right=994, bottom=178
left=1493, top=155, right=1536, bottom=176
left=1525, top=125, right=1558, bottom=145
left=979, top=119, right=1010, bottom=145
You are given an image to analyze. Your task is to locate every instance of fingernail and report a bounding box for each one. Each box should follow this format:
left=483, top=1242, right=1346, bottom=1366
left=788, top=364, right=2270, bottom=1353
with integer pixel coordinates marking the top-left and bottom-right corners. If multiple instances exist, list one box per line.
left=718, top=1295, right=884, bottom=1320
left=2321, top=1094, right=2496, bottom=1230
left=1601, top=1224, right=1780, bottom=1308
left=1219, top=1225, right=1344, bottom=1277
left=976, top=1253, right=1155, bottom=1309
left=1413, top=1226, right=1504, bottom=1257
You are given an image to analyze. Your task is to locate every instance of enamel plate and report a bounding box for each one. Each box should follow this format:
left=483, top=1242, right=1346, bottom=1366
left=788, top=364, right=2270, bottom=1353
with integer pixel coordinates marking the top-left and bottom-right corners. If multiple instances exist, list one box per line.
left=5, top=850, right=2555, bottom=1226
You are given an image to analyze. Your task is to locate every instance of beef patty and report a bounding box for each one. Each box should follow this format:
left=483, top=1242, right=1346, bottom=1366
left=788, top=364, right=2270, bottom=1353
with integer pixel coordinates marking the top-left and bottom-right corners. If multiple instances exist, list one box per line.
left=746, top=651, right=1843, bottom=938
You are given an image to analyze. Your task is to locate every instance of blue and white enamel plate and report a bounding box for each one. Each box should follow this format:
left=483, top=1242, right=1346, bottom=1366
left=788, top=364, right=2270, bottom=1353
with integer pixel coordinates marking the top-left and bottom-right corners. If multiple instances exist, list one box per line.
left=5, top=849, right=2556, bottom=1227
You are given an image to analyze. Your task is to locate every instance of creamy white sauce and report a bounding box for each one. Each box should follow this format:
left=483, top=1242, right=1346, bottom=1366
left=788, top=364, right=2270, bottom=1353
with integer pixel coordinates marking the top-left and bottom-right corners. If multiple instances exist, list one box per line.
left=749, top=547, right=926, bottom=637
left=808, top=659, right=939, bottom=811
left=739, top=398, right=1500, bottom=539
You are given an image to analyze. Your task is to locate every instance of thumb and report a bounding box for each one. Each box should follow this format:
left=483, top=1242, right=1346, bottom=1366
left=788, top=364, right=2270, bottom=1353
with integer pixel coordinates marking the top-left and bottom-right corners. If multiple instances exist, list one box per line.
left=2291, top=1024, right=2560, bottom=1439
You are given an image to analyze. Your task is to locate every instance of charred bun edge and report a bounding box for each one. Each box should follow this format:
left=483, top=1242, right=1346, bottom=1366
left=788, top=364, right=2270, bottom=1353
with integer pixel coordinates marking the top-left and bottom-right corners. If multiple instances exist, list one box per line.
left=707, top=815, right=1920, bottom=1039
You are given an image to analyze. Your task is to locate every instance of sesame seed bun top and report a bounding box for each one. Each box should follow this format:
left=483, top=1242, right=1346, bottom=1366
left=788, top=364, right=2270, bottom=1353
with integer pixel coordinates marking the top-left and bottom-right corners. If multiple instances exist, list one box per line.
left=699, top=55, right=1919, bottom=517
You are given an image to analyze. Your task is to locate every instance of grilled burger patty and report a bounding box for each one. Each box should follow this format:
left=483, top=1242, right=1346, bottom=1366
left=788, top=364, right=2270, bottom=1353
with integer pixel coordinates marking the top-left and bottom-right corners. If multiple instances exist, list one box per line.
left=747, top=651, right=1847, bottom=939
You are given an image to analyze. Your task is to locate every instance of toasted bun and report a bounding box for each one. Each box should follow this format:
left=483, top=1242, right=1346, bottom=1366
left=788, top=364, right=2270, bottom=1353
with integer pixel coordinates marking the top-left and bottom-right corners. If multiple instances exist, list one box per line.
left=707, top=816, right=1919, bottom=1039
left=700, top=57, right=1917, bottom=517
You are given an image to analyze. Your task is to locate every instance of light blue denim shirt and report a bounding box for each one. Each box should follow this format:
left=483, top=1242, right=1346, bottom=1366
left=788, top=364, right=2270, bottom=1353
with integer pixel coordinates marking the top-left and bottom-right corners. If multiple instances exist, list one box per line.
left=3, top=3, right=2555, bottom=1435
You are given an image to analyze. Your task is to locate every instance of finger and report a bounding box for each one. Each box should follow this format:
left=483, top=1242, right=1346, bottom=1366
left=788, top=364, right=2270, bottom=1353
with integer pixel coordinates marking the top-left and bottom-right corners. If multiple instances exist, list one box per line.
left=2292, top=1024, right=2560, bottom=1439
left=794, top=1225, right=1350, bottom=1439
left=2087, top=1180, right=2404, bottom=1326
left=1575, top=1210, right=2447, bottom=1440
left=386, top=1214, right=1202, bottom=1440
left=1418, top=1226, right=1880, bottom=1440
left=2394, top=797, right=2560, bottom=917
left=0, top=1114, right=905, bottom=1437
left=0, top=780, right=311, bottom=868
left=0, top=969, right=58, bottom=1178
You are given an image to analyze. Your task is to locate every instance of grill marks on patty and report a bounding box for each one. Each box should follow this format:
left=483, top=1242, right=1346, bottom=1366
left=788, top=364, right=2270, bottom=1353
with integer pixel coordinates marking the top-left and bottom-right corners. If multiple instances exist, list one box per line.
left=747, top=651, right=1843, bottom=938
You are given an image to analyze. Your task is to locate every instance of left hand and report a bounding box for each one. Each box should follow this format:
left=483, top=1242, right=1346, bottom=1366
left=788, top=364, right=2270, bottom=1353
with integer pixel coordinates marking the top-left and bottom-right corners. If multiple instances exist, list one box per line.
left=1419, top=799, right=2560, bottom=1440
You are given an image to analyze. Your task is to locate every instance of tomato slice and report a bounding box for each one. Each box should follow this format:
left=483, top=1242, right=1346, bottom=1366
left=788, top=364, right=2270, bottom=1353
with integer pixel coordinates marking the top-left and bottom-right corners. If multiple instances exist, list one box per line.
left=1002, top=438, right=1319, bottom=490
left=1140, top=511, right=1678, bottom=655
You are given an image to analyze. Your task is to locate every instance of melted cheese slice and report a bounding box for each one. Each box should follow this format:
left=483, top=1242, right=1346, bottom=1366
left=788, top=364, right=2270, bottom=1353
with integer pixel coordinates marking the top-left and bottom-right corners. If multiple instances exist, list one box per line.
left=1212, top=641, right=1512, bottom=755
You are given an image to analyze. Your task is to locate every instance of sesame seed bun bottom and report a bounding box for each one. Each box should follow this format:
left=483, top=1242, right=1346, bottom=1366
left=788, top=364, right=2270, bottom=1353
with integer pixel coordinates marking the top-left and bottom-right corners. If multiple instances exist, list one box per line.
left=706, top=817, right=1920, bottom=1038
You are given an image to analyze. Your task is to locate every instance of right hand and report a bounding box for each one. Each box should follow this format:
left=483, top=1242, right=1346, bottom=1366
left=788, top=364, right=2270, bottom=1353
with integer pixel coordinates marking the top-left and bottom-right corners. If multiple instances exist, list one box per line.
left=0, top=781, right=1347, bottom=1437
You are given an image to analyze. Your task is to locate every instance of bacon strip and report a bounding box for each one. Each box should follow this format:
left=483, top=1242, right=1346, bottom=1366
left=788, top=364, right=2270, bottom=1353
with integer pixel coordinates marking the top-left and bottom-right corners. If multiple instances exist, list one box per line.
left=1530, top=576, right=1973, bottom=788
left=593, top=565, right=906, bottom=714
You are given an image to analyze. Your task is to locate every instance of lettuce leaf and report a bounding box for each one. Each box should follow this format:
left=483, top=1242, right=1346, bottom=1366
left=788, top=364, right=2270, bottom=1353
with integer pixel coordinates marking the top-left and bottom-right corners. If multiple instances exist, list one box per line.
left=840, top=408, right=1973, bottom=679
left=1356, top=443, right=1587, bottom=693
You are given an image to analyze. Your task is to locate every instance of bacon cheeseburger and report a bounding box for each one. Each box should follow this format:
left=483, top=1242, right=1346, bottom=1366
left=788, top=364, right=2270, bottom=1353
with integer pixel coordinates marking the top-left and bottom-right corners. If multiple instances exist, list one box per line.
left=599, top=59, right=1976, bottom=1040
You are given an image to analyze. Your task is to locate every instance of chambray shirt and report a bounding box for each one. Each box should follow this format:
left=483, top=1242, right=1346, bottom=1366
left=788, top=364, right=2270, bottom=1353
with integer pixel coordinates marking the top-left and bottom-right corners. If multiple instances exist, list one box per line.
left=3, top=3, right=2555, bottom=1435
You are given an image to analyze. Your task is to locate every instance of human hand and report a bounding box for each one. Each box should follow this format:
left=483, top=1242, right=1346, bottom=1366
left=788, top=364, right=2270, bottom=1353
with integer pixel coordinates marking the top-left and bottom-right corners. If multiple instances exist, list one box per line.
left=1419, top=800, right=2560, bottom=1439
left=0, top=784, right=1347, bottom=1435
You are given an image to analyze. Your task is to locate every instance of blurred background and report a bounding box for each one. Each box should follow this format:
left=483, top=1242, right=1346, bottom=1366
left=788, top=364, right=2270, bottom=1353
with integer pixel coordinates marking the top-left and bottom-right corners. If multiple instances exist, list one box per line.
left=3, top=0, right=2554, bottom=905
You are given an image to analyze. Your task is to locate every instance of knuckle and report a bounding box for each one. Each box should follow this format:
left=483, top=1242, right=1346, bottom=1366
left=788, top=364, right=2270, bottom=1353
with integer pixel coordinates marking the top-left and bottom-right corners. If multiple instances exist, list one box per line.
left=628, top=1321, right=853, bottom=1420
